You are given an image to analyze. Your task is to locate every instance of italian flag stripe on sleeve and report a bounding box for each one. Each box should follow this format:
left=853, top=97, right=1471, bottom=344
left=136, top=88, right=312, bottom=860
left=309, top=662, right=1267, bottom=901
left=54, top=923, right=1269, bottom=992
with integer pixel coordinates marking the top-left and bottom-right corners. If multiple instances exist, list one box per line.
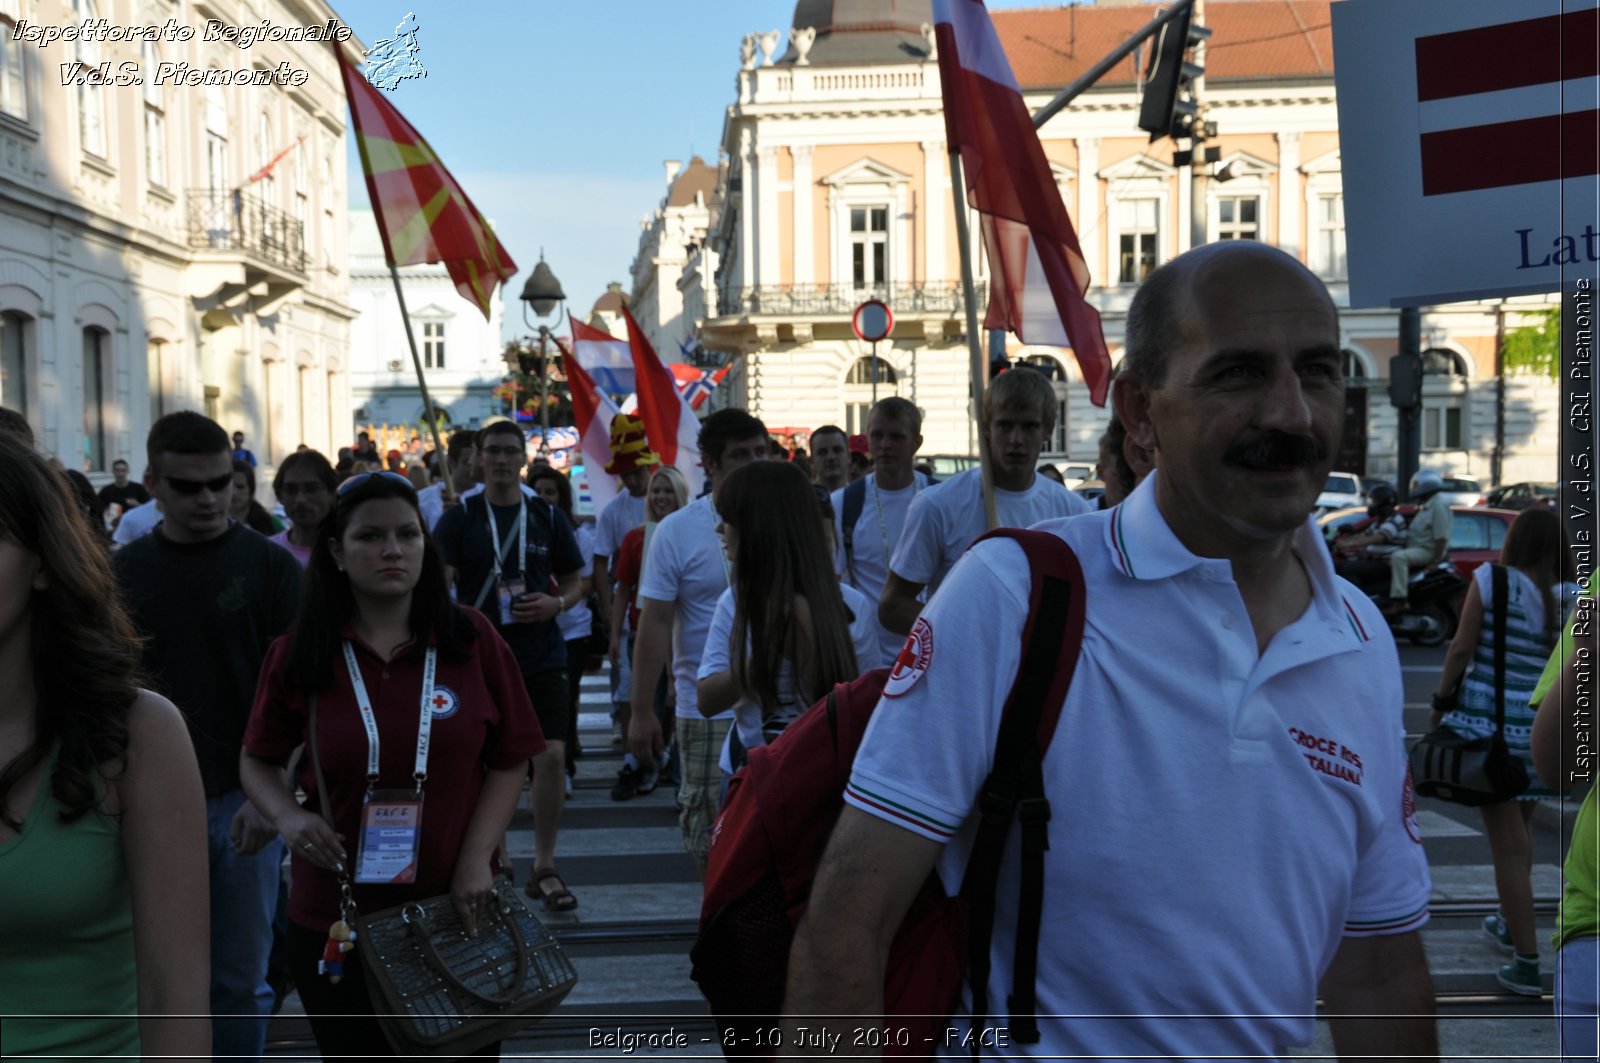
left=845, top=782, right=961, bottom=840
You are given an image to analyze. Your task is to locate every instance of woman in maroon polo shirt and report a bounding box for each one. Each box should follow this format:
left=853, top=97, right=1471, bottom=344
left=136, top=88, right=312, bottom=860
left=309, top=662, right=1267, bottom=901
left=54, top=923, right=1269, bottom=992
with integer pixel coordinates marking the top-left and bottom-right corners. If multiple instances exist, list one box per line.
left=241, top=471, right=543, bottom=1059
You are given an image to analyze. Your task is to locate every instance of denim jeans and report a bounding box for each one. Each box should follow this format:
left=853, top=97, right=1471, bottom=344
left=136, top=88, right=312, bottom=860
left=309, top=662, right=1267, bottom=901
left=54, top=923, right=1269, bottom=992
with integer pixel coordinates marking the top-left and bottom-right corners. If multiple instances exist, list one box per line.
left=207, top=789, right=283, bottom=1063
left=1558, top=936, right=1600, bottom=1062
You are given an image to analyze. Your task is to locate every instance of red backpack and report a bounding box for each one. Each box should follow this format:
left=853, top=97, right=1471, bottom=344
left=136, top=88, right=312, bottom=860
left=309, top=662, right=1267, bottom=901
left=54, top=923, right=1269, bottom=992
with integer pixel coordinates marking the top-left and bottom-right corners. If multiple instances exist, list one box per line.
left=690, top=529, right=1087, bottom=1057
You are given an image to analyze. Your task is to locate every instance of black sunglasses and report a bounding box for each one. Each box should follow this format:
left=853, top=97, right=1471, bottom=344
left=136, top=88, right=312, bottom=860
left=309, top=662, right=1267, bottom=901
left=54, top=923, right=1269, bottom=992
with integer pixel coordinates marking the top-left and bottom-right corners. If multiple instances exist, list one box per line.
left=337, top=470, right=416, bottom=497
left=162, top=473, right=233, bottom=495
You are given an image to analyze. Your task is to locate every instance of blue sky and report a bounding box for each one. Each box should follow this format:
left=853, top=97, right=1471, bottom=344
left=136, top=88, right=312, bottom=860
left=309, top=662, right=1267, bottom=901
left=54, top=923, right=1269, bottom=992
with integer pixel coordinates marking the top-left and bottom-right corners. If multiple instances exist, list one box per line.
left=328, top=1, right=1063, bottom=342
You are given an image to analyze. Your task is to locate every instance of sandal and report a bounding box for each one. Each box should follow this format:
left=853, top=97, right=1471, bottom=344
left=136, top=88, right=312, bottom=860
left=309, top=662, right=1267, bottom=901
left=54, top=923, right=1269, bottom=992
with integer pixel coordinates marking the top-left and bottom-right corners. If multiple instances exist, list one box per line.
left=528, top=869, right=578, bottom=912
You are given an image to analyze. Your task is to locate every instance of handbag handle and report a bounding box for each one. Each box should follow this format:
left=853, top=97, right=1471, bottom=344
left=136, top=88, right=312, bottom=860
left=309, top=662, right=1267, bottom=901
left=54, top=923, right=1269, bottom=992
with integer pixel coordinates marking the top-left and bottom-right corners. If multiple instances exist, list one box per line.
left=403, top=882, right=532, bottom=1007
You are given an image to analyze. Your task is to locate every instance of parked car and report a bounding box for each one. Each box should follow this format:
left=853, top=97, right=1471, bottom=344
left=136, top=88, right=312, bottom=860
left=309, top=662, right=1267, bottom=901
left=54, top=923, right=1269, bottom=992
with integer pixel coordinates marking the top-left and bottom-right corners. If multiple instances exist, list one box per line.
left=1040, top=461, right=1094, bottom=489
left=1315, top=471, right=1366, bottom=513
left=1481, top=481, right=1559, bottom=511
left=1073, top=479, right=1107, bottom=507
left=1319, top=504, right=1518, bottom=582
left=922, top=454, right=979, bottom=480
left=1435, top=475, right=1484, bottom=507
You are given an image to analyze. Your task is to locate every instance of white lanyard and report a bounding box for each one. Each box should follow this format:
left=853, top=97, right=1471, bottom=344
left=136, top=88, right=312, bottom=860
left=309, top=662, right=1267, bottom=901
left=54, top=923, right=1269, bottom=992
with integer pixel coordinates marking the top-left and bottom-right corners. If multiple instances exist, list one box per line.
left=485, top=499, right=527, bottom=580
left=341, top=641, right=436, bottom=792
left=871, top=476, right=920, bottom=570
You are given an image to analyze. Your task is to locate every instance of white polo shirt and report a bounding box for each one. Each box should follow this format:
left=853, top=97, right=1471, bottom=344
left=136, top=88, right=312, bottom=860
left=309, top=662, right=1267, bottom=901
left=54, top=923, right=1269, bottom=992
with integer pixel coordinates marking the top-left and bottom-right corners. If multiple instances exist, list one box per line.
left=111, top=498, right=162, bottom=545
left=846, top=473, right=1431, bottom=1058
left=637, top=495, right=732, bottom=722
left=889, top=468, right=1092, bottom=594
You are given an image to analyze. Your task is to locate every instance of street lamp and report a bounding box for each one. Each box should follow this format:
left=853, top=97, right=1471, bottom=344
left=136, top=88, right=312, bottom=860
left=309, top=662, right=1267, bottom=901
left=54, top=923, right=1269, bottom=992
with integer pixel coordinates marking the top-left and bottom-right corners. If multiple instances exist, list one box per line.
left=518, top=253, right=566, bottom=457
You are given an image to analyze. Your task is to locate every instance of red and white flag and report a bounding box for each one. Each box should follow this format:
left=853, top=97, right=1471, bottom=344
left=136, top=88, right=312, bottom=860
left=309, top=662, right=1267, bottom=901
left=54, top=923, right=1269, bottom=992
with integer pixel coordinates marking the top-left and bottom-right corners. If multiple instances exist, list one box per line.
left=1415, top=8, right=1599, bottom=196
left=933, top=0, right=1111, bottom=406
left=569, top=317, right=636, bottom=398
left=624, top=308, right=706, bottom=499
left=557, top=341, right=623, bottom=517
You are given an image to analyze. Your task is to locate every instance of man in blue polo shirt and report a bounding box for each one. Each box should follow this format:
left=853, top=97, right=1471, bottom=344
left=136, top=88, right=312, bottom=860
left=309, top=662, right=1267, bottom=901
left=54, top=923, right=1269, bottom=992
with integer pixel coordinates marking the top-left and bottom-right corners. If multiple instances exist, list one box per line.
left=784, top=242, right=1436, bottom=1058
left=435, top=420, right=584, bottom=911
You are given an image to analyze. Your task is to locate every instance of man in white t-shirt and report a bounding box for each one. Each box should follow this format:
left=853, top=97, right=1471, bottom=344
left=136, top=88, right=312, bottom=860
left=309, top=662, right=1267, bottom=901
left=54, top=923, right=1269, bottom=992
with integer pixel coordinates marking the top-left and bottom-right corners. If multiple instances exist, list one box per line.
left=630, top=408, right=769, bottom=875
left=591, top=414, right=659, bottom=742
left=416, top=429, right=479, bottom=533
left=832, top=397, right=930, bottom=668
left=785, top=243, right=1436, bottom=1058
left=880, top=367, right=1093, bottom=636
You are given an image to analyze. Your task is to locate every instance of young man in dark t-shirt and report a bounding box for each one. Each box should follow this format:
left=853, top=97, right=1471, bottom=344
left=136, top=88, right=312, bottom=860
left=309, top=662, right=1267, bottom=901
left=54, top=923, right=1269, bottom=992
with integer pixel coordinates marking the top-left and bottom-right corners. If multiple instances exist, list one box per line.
left=434, top=419, right=584, bottom=911
left=113, top=412, right=301, bottom=1063
left=96, top=459, right=151, bottom=531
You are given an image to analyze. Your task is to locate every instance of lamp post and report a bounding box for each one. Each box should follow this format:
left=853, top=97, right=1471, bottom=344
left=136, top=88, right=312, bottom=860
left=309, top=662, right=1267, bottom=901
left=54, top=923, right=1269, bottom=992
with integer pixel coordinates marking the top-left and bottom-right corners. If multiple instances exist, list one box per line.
left=518, top=253, right=566, bottom=458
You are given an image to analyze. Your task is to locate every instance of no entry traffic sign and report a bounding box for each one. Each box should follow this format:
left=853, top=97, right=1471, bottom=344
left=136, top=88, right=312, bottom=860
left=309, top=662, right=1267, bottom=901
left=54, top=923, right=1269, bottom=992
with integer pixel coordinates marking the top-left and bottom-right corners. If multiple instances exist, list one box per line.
left=852, top=299, right=894, bottom=343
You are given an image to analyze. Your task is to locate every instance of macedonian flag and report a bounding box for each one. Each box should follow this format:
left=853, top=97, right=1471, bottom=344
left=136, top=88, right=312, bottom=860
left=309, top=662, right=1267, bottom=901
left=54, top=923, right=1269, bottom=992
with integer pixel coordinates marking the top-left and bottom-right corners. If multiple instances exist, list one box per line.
left=334, top=43, right=516, bottom=319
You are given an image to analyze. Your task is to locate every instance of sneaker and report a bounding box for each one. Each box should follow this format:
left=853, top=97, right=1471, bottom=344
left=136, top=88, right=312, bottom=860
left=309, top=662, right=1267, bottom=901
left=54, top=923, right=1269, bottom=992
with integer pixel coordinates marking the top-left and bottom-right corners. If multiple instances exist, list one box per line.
left=1482, top=913, right=1514, bottom=954
left=564, top=773, right=573, bottom=798
left=611, top=764, right=641, bottom=802
left=1496, top=956, right=1543, bottom=996
left=636, top=763, right=660, bottom=796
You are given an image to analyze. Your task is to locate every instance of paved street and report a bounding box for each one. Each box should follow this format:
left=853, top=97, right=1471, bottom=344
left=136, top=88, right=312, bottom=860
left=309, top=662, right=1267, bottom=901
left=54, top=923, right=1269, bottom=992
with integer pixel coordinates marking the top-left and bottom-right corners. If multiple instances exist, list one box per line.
left=266, top=642, right=1575, bottom=1060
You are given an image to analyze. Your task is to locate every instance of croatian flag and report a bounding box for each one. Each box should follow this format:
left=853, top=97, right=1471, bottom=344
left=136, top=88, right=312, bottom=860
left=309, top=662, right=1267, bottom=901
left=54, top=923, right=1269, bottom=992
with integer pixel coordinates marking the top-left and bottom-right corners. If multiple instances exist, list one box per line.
left=1415, top=8, right=1600, bottom=196
left=625, top=307, right=705, bottom=499
left=569, top=317, right=635, bottom=399
left=557, top=340, right=622, bottom=516
left=933, top=0, right=1110, bottom=406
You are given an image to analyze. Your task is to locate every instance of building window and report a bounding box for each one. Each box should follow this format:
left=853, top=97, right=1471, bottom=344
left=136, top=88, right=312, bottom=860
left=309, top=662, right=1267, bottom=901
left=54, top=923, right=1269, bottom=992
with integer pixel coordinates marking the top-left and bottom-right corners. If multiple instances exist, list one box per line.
left=148, top=339, right=168, bottom=423
left=1312, top=193, right=1347, bottom=278
left=82, top=327, right=108, bottom=472
left=1, top=311, right=27, bottom=418
left=73, top=0, right=105, bottom=157
left=845, top=356, right=896, bottom=386
left=255, top=112, right=275, bottom=201
left=845, top=403, right=871, bottom=435
left=423, top=321, right=445, bottom=369
left=1216, top=196, right=1259, bottom=241
left=293, top=136, right=308, bottom=234
left=850, top=206, right=889, bottom=290
left=142, top=43, right=165, bottom=187
left=1420, top=348, right=1467, bottom=451
left=1115, top=198, right=1159, bottom=284
left=0, top=17, right=27, bottom=120
left=321, top=155, right=336, bottom=269
left=1342, top=348, right=1368, bottom=383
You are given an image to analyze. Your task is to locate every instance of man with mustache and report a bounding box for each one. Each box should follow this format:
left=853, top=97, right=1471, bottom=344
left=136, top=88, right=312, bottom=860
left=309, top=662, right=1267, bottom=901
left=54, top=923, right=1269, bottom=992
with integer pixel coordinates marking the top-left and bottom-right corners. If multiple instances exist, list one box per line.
left=785, top=243, right=1436, bottom=1059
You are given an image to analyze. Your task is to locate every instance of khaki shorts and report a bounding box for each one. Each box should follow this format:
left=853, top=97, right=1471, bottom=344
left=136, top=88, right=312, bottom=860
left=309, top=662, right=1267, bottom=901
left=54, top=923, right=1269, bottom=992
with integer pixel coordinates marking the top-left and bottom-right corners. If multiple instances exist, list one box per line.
left=675, top=715, right=733, bottom=864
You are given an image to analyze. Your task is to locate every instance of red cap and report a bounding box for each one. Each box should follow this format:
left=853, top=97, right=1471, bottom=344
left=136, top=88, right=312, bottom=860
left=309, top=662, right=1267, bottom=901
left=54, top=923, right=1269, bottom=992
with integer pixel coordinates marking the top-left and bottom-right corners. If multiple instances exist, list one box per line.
left=848, top=434, right=869, bottom=456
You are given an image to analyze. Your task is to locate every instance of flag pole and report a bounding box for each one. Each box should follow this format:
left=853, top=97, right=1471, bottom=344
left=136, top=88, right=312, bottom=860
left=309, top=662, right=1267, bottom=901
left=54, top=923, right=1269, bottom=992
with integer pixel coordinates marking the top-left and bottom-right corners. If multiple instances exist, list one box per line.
left=388, top=265, right=456, bottom=502
left=947, top=146, right=999, bottom=532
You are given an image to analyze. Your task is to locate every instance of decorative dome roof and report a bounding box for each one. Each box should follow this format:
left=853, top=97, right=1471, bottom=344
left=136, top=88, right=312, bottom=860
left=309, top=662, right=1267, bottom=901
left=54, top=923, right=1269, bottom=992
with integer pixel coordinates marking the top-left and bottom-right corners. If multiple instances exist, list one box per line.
left=780, top=0, right=934, bottom=65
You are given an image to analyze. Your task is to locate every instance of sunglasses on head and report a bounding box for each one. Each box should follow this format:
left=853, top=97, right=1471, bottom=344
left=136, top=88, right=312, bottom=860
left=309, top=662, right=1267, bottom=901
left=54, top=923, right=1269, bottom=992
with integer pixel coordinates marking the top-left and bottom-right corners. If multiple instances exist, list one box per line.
left=162, top=473, right=233, bottom=495
left=336, top=470, right=416, bottom=497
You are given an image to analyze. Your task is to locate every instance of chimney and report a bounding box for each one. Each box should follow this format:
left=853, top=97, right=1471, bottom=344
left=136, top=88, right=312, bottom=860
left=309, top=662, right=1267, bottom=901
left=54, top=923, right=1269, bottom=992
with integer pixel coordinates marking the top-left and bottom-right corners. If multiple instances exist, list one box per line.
left=664, top=159, right=683, bottom=184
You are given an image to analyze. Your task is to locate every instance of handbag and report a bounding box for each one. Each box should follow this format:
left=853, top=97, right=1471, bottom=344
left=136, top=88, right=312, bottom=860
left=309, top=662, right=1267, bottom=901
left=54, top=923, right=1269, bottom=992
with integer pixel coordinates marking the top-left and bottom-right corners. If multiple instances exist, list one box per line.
left=1409, top=565, right=1531, bottom=806
left=308, top=695, right=579, bottom=1059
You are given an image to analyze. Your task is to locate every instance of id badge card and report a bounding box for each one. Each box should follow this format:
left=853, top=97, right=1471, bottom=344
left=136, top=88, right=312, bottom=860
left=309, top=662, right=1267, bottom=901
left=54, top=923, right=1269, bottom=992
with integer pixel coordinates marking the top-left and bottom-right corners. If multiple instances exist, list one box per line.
left=353, top=790, right=424, bottom=884
left=498, top=578, right=526, bottom=625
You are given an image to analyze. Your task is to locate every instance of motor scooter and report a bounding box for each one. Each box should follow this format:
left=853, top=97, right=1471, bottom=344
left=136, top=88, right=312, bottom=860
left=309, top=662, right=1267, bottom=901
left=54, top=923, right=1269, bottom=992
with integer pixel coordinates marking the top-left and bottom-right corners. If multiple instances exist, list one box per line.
left=1330, top=535, right=1464, bottom=646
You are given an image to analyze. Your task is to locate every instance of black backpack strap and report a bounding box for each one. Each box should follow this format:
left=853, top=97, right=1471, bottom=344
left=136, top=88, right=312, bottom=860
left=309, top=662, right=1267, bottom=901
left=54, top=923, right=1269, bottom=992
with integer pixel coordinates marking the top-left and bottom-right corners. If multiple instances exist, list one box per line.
left=840, top=478, right=868, bottom=584
left=958, top=528, right=1086, bottom=1049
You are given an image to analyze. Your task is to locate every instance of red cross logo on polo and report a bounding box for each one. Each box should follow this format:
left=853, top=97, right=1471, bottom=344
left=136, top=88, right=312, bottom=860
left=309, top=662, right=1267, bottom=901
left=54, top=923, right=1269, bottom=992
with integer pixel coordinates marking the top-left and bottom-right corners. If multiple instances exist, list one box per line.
left=883, top=618, right=934, bottom=698
left=1402, top=766, right=1422, bottom=845
left=427, top=685, right=458, bottom=719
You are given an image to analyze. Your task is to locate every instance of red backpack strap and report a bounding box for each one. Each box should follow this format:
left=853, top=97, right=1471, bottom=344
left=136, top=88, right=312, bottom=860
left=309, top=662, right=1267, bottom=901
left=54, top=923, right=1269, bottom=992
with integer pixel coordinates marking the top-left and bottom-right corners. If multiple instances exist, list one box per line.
left=959, top=527, right=1086, bottom=1047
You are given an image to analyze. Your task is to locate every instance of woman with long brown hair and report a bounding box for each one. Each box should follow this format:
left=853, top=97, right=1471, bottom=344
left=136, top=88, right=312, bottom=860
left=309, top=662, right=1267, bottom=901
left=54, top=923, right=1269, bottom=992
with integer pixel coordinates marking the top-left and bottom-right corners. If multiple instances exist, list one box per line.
left=0, top=434, right=209, bottom=1059
left=698, top=461, right=872, bottom=770
left=1432, top=505, right=1581, bottom=995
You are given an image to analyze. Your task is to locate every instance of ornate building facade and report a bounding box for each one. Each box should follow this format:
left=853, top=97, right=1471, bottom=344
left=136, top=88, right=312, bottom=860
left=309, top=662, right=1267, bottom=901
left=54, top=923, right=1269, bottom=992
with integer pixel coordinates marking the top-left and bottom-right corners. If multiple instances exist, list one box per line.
left=0, top=0, right=357, bottom=481
left=664, top=0, right=1557, bottom=484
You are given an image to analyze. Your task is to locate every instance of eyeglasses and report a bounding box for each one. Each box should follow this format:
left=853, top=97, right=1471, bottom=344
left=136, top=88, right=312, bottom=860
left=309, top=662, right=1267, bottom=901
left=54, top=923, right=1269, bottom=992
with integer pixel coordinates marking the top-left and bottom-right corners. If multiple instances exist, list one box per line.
left=481, top=445, right=524, bottom=460
left=336, top=470, right=415, bottom=497
left=162, top=473, right=233, bottom=495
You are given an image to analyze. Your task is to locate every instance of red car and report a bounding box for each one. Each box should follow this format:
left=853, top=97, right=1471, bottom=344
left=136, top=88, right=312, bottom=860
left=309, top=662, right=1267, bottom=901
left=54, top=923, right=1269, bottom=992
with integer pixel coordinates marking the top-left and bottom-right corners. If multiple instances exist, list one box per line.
left=1319, top=505, right=1519, bottom=582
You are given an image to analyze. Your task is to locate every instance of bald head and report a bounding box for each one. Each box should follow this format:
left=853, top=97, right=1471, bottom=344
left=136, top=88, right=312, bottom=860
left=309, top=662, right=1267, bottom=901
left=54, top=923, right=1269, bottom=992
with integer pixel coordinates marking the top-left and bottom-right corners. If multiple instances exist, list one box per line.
left=1123, top=243, right=1338, bottom=389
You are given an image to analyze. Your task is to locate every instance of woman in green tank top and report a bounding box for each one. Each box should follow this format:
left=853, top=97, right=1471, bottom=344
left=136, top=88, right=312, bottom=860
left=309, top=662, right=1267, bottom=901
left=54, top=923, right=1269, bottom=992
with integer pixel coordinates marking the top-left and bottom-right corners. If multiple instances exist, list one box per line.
left=0, top=435, right=210, bottom=1060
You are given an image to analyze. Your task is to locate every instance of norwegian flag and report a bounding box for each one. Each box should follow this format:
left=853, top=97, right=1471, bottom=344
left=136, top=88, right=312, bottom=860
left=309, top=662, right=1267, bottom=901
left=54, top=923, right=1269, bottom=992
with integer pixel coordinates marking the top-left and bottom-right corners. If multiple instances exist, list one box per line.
left=669, top=363, right=731, bottom=410
left=933, top=0, right=1111, bottom=406
left=1415, top=8, right=1600, bottom=196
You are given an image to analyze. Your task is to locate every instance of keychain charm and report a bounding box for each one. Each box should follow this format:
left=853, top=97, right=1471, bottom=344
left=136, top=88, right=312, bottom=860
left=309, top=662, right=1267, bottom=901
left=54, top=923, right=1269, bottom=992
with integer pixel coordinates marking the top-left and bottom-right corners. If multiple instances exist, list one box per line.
left=319, top=920, right=356, bottom=982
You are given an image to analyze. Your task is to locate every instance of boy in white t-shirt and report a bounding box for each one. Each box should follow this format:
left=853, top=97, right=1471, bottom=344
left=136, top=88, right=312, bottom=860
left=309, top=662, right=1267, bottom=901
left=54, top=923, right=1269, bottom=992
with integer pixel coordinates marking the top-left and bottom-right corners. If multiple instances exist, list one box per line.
left=629, top=409, right=769, bottom=876
left=880, top=366, right=1092, bottom=637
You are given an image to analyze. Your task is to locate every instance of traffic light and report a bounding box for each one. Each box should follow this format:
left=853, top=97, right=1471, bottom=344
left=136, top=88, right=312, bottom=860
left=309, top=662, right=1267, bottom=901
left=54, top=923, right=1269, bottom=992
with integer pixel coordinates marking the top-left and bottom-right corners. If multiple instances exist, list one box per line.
left=1137, top=7, right=1211, bottom=143
left=1388, top=352, right=1423, bottom=410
